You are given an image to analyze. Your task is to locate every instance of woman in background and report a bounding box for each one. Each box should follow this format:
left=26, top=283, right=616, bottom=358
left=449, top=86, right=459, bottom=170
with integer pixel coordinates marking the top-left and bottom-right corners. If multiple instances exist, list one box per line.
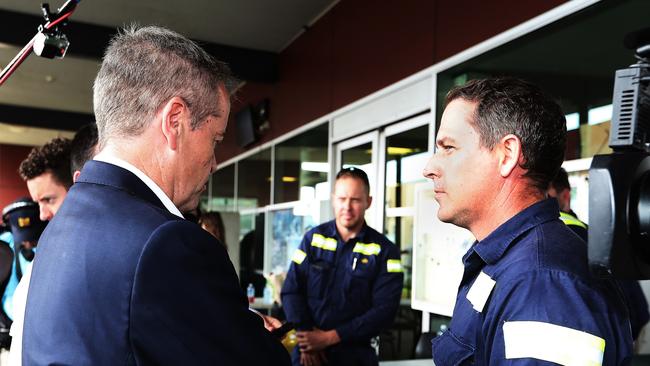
left=199, top=212, right=227, bottom=250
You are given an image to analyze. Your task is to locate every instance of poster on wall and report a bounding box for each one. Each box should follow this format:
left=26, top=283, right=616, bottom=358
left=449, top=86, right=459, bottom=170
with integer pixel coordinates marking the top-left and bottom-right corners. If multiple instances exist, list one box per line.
left=268, top=207, right=316, bottom=274
left=412, top=182, right=475, bottom=316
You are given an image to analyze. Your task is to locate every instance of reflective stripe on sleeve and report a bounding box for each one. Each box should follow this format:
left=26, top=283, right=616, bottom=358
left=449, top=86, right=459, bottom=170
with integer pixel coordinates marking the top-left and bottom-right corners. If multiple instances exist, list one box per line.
left=387, top=259, right=402, bottom=273
left=503, top=321, right=605, bottom=366
left=311, top=234, right=338, bottom=251
left=352, top=242, right=381, bottom=256
left=291, top=249, right=307, bottom=265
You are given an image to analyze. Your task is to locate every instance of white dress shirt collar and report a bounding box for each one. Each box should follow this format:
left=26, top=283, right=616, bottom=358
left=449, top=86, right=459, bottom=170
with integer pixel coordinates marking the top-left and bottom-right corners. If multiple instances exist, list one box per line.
left=93, top=151, right=184, bottom=219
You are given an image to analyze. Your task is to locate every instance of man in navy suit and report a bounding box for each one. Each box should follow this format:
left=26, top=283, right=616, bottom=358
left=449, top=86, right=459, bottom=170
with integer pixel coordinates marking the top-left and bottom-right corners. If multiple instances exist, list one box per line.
left=22, top=26, right=290, bottom=365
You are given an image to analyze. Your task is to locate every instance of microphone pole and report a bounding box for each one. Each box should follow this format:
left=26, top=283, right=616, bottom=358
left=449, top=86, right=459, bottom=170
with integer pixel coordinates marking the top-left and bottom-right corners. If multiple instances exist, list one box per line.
left=0, top=0, right=81, bottom=87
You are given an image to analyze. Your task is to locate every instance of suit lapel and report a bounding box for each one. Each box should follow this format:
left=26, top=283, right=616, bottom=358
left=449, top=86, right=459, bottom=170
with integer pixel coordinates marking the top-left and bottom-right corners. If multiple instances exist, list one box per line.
left=76, top=160, right=168, bottom=213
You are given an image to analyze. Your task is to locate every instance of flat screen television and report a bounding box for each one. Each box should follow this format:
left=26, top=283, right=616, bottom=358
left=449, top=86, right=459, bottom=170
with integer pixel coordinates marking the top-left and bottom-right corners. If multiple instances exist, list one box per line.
left=235, top=105, right=257, bottom=148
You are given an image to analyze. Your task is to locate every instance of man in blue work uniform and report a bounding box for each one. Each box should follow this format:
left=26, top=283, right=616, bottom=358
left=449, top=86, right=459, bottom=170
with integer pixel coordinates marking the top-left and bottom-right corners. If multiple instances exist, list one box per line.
left=282, top=167, right=403, bottom=366
left=423, top=78, right=633, bottom=364
left=548, top=167, right=649, bottom=345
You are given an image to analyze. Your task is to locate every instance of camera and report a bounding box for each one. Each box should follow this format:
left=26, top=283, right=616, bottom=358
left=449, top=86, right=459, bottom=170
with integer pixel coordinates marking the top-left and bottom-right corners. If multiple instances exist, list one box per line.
left=589, top=27, right=650, bottom=279
left=33, top=30, right=69, bottom=59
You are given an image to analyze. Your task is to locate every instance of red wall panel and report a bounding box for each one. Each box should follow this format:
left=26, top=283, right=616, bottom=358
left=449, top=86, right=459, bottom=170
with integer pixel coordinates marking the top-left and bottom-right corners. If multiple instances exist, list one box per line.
left=0, top=144, right=31, bottom=214
left=330, top=0, right=435, bottom=108
left=433, top=0, right=566, bottom=61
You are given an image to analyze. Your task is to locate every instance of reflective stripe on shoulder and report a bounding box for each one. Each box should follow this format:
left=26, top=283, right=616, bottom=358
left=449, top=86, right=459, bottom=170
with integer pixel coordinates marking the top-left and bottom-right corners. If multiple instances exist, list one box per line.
left=503, top=321, right=605, bottom=366
left=466, top=271, right=495, bottom=312
left=387, top=259, right=402, bottom=273
left=559, top=212, right=587, bottom=229
left=352, top=242, right=381, bottom=256
left=311, top=233, right=338, bottom=251
left=291, top=249, right=307, bottom=265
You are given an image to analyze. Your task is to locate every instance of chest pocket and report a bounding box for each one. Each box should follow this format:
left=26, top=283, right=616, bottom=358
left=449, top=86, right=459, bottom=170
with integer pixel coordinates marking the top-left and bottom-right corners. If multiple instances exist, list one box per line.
left=431, top=329, right=475, bottom=365
left=307, top=260, right=332, bottom=299
left=344, top=254, right=377, bottom=306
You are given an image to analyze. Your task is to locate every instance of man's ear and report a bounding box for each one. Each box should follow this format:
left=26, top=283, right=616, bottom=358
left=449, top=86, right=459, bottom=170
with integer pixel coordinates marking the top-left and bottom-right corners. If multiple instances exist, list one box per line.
left=160, top=97, right=188, bottom=151
left=498, top=134, right=522, bottom=178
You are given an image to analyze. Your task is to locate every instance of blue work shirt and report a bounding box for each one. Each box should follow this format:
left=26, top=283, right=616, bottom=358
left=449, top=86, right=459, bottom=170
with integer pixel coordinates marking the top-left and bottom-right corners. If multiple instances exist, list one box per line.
left=281, top=220, right=403, bottom=345
left=560, top=209, right=649, bottom=341
left=432, top=199, right=633, bottom=365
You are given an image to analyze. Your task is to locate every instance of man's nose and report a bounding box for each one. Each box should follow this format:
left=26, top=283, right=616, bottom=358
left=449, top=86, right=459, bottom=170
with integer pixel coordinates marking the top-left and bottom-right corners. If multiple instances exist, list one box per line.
left=422, top=154, right=440, bottom=180
left=40, top=206, right=52, bottom=221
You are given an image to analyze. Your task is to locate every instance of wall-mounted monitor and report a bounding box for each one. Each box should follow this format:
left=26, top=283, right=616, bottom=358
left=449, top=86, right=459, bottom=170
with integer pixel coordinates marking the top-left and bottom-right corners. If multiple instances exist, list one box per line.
left=235, top=105, right=257, bottom=148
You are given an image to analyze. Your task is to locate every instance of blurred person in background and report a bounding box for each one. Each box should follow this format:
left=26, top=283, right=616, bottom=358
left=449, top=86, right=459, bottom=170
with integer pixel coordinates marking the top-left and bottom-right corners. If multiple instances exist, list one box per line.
left=282, top=167, right=403, bottom=366
left=199, top=211, right=227, bottom=249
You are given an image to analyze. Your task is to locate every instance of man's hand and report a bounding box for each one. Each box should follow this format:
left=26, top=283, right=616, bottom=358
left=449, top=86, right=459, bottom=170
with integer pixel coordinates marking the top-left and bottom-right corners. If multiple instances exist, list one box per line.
left=296, top=328, right=340, bottom=352
left=299, top=350, right=327, bottom=366
left=249, top=308, right=283, bottom=332
left=261, top=314, right=283, bottom=332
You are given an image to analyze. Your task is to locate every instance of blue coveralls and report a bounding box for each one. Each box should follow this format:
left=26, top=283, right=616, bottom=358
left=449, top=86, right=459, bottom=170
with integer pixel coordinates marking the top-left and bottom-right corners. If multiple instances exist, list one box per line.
left=432, top=199, right=633, bottom=365
left=560, top=209, right=649, bottom=341
left=281, top=220, right=404, bottom=366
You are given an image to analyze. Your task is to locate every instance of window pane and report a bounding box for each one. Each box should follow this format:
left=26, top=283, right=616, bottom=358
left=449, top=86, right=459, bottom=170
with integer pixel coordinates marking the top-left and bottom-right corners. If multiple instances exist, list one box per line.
left=239, top=212, right=266, bottom=296
left=274, top=123, right=329, bottom=204
left=385, top=124, right=429, bottom=209
left=341, top=142, right=373, bottom=170
left=341, top=141, right=374, bottom=194
left=385, top=215, right=414, bottom=298
left=238, top=148, right=271, bottom=208
left=204, top=164, right=235, bottom=211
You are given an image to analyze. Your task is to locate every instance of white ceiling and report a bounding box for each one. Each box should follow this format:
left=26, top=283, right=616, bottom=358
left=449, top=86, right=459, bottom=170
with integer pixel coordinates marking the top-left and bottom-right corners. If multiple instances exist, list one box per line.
left=0, top=0, right=338, bottom=145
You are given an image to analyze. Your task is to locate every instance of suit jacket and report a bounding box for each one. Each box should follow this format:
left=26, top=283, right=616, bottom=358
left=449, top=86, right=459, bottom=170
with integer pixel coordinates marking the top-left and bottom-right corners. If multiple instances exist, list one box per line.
left=23, top=161, right=290, bottom=366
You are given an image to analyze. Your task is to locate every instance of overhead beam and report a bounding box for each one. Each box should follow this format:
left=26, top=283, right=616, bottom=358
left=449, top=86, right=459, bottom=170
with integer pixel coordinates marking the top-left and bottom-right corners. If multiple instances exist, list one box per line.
left=0, top=9, right=278, bottom=83
left=0, top=104, right=94, bottom=131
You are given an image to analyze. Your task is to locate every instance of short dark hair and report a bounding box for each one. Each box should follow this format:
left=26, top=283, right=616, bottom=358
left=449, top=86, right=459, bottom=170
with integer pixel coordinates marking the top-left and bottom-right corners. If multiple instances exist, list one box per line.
left=19, top=137, right=73, bottom=189
left=70, top=123, right=99, bottom=175
left=446, top=77, right=566, bottom=191
left=336, top=167, right=370, bottom=195
left=549, top=167, right=571, bottom=192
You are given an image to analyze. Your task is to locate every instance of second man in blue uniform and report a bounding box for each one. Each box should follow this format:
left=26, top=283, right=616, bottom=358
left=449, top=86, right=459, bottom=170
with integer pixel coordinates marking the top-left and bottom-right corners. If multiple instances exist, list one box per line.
left=424, top=78, right=633, bottom=364
left=282, top=167, right=403, bottom=366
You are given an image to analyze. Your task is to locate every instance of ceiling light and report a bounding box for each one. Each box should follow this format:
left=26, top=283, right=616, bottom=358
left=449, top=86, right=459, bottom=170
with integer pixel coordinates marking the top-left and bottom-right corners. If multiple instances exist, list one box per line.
left=387, top=147, right=416, bottom=155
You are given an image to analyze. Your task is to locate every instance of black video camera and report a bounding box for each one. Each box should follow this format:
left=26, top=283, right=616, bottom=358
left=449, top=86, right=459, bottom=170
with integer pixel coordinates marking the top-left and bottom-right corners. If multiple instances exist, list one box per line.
left=589, top=27, right=650, bottom=279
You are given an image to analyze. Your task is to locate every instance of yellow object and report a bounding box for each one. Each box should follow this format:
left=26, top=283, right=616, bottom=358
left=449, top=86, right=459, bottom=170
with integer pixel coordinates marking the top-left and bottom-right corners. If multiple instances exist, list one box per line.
left=281, top=329, right=298, bottom=354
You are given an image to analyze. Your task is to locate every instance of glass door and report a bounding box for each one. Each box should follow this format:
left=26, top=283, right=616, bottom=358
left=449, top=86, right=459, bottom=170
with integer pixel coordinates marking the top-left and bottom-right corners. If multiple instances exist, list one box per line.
left=380, top=113, right=430, bottom=299
left=335, top=131, right=380, bottom=228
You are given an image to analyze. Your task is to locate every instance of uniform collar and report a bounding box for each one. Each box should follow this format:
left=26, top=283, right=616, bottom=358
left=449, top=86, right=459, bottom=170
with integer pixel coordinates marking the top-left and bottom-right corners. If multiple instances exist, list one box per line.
left=471, top=198, right=560, bottom=265
left=327, top=220, right=369, bottom=243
